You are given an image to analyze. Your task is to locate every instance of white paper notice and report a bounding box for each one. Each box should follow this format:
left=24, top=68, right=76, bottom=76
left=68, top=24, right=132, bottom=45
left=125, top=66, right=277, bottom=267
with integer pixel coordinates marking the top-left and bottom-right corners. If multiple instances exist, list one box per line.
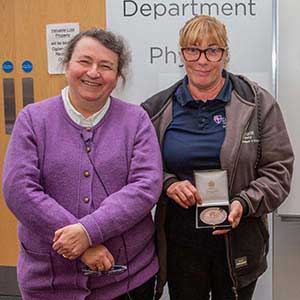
left=46, top=23, right=80, bottom=74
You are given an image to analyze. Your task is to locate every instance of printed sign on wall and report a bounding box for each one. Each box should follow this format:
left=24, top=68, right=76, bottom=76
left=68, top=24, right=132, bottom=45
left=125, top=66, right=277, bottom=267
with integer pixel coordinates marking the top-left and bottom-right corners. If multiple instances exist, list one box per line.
left=46, top=23, right=80, bottom=74
left=106, top=0, right=273, bottom=103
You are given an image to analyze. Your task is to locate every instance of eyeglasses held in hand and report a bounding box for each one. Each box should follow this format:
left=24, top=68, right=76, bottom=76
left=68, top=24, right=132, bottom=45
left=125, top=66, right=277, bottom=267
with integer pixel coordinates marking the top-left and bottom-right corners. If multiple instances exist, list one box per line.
left=82, top=264, right=127, bottom=276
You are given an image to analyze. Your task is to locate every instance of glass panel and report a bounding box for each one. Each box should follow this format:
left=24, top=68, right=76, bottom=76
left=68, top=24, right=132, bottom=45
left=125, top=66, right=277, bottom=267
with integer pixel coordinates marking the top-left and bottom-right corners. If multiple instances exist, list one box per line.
left=3, top=78, right=16, bottom=135
left=22, top=77, right=34, bottom=107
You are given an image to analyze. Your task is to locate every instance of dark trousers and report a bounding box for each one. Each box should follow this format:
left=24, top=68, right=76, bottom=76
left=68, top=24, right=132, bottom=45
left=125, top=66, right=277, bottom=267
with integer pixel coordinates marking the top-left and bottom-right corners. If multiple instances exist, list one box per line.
left=167, top=242, right=257, bottom=300
left=114, top=276, right=155, bottom=300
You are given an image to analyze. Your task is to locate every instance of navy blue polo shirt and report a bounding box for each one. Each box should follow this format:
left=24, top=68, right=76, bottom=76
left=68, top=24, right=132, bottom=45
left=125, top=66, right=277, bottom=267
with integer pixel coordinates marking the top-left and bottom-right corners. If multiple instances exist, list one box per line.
left=163, top=70, right=233, bottom=250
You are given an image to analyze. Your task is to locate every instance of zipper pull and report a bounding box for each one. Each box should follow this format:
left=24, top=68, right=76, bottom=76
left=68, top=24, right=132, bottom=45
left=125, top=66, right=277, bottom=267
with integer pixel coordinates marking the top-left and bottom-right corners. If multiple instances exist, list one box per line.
left=232, top=286, right=238, bottom=300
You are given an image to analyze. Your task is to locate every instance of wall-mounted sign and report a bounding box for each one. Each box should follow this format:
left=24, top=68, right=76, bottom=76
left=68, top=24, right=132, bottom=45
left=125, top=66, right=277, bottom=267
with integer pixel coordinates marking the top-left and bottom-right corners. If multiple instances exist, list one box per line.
left=22, top=60, right=33, bottom=73
left=107, top=0, right=273, bottom=104
left=2, top=61, right=14, bottom=73
left=46, top=23, right=80, bottom=74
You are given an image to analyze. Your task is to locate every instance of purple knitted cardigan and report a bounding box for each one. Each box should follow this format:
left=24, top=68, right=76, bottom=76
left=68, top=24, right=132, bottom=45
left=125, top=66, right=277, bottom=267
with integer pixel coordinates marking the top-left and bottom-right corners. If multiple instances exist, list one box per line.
left=2, top=95, right=162, bottom=300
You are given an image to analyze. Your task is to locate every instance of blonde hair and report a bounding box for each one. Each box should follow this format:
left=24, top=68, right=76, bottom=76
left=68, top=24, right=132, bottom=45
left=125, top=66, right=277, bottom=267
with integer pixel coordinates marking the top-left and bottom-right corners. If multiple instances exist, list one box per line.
left=179, top=15, right=228, bottom=49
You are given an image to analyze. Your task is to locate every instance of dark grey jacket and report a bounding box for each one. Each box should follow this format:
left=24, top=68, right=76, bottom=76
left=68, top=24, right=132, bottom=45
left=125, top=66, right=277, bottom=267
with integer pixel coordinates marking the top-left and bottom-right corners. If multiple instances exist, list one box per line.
left=142, top=73, right=294, bottom=298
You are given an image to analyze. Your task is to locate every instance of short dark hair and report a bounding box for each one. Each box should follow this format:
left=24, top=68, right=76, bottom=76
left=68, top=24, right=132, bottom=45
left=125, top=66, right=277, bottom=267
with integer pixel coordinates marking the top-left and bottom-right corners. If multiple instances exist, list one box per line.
left=63, top=28, right=131, bottom=84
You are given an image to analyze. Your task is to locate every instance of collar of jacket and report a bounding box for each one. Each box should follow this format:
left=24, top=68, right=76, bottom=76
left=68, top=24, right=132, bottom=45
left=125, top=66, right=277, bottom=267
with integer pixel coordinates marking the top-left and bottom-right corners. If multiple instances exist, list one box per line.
left=141, top=72, right=257, bottom=120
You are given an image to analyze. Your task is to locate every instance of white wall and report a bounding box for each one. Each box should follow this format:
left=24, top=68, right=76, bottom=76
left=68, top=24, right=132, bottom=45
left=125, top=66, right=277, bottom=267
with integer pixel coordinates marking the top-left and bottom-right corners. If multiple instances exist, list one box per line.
left=274, top=1, right=300, bottom=299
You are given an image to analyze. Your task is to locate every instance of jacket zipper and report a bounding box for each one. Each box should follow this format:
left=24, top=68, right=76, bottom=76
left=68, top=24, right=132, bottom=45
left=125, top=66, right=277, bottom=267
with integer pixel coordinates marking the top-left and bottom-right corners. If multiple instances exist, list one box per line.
left=228, top=122, right=248, bottom=189
left=225, top=234, right=238, bottom=300
left=226, top=120, right=252, bottom=300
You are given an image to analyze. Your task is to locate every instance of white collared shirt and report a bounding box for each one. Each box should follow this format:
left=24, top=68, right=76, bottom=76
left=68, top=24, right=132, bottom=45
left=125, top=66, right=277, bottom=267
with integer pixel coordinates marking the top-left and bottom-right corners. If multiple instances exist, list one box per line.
left=61, top=86, right=110, bottom=127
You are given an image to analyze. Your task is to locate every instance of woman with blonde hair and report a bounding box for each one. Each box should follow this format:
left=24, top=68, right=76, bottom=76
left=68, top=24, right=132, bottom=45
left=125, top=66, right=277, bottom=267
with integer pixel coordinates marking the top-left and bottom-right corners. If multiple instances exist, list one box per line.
left=142, top=15, right=293, bottom=300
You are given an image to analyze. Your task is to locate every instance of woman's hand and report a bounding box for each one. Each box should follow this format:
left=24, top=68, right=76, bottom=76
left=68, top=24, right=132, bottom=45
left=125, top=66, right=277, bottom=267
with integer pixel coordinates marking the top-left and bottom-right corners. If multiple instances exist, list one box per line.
left=81, top=244, right=115, bottom=271
left=52, top=224, right=90, bottom=259
left=166, top=180, right=202, bottom=209
left=212, top=200, right=244, bottom=235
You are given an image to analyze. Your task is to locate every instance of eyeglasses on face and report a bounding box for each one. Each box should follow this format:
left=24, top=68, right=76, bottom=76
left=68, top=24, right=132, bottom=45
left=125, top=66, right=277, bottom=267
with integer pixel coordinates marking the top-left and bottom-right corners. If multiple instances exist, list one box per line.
left=181, top=47, right=226, bottom=62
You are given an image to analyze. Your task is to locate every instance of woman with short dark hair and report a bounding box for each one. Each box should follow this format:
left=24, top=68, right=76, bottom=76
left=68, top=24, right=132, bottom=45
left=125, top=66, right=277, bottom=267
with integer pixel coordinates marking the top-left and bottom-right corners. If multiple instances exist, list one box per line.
left=3, top=28, right=162, bottom=300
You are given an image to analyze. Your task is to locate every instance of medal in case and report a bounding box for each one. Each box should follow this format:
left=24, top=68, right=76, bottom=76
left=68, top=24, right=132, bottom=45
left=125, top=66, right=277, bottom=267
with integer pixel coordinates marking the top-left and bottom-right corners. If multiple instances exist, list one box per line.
left=194, top=169, right=231, bottom=229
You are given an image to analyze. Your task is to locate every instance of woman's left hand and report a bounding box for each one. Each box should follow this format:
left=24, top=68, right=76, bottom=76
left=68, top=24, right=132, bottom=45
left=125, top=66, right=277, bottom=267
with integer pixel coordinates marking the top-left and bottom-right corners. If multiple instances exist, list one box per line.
left=81, top=244, right=115, bottom=271
left=212, top=200, right=243, bottom=235
left=52, top=224, right=90, bottom=259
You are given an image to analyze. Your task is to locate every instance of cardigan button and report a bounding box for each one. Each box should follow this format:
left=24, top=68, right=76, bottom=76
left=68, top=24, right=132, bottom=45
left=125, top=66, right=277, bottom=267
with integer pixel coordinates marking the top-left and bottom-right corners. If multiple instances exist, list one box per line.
left=86, top=146, right=91, bottom=153
left=83, top=197, right=90, bottom=203
left=86, top=127, right=92, bottom=132
left=84, top=171, right=90, bottom=177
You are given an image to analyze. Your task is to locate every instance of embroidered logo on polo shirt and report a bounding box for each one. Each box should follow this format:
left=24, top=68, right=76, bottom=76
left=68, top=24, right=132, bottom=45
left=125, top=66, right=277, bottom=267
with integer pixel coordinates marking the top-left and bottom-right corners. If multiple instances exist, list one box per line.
left=213, top=115, right=226, bottom=127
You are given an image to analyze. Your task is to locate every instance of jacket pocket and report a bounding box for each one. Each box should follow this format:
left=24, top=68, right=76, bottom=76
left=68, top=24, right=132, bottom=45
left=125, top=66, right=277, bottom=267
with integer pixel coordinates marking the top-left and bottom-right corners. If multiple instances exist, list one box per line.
left=257, top=216, right=270, bottom=255
left=18, top=242, right=54, bottom=291
left=113, top=234, right=156, bottom=283
left=229, top=217, right=268, bottom=276
left=50, top=251, right=79, bottom=290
